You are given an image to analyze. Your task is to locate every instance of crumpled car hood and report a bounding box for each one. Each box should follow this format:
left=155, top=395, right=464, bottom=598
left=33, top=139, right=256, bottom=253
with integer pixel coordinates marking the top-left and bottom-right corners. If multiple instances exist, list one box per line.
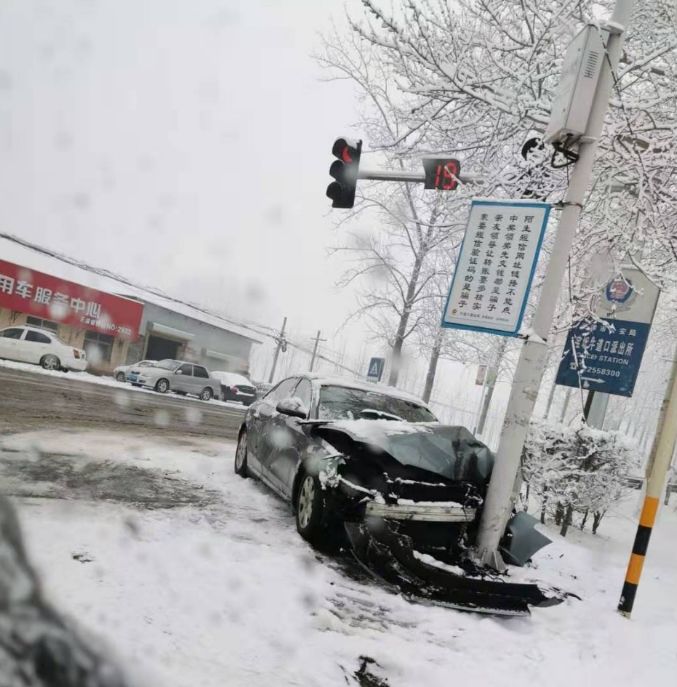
left=310, top=420, right=495, bottom=486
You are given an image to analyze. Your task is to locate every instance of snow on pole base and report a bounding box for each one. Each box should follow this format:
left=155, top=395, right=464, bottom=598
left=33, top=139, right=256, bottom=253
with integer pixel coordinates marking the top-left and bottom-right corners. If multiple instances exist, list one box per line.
left=344, top=522, right=568, bottom=617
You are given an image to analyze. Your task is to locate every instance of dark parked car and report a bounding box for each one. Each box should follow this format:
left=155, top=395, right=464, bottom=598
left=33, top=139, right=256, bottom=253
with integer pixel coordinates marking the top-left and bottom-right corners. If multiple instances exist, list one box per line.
left=234, top=375, right=495, bottom=553
left=233, top=375, right=557, bottom=614
left=212, top=371, right=257, bottom=405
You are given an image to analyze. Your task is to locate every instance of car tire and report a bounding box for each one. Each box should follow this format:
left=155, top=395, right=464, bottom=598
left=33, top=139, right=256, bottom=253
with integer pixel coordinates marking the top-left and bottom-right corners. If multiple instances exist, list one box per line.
left=234, top=429, right=249, bottom=478
left=200, top=388, right=213, bottom=402
left=155, top=378, right=170, bottom=393
left=295, top=473, right=331, bottom=548
left=40, top=354, right=61, bottom=371
left=115, top=372, right=126, bottom=382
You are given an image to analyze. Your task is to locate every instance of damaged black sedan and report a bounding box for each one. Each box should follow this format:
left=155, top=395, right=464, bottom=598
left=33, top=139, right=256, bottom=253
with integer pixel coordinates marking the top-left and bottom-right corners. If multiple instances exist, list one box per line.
left=234, top=375, right=558, bottom=615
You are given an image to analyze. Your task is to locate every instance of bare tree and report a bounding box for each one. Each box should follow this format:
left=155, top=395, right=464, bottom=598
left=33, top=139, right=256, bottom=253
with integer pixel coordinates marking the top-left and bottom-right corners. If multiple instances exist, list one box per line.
left=345, top=0, right=677, bottom=292
left=319, top=30, right=470, bottom=385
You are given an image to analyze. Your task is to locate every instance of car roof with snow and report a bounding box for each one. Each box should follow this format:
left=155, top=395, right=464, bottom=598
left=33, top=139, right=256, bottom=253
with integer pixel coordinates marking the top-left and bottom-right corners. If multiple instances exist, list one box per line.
left=212, top=371, right=252, bottom=383
left=304, top=374, right=430, bottom=407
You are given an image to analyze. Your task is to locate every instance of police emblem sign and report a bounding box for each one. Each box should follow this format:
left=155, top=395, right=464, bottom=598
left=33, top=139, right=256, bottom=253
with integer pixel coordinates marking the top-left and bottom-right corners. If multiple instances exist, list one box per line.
left=441, top=200, right=551, bottom=336
left=555, top=268, right=660, bottom=397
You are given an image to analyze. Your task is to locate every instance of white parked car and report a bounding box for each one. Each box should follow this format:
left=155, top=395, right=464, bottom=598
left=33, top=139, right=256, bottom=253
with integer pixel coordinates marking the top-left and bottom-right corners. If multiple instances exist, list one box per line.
left=129, top=359, right=220, bottom=401
left=113, top=359, right=156, bottom=383
left=0, top=325, right=87, bottom=371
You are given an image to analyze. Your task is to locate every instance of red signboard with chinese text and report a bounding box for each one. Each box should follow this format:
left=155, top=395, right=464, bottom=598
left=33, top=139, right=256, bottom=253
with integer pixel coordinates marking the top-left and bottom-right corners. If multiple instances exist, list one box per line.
left=0, top=259, right=143, bottom=341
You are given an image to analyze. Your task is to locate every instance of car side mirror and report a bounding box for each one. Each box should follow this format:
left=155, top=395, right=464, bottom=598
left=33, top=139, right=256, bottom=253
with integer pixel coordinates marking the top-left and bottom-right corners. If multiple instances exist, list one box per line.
left=176, top=370, right=183, bottom=375
left=276, top=397, right=308, bottom=420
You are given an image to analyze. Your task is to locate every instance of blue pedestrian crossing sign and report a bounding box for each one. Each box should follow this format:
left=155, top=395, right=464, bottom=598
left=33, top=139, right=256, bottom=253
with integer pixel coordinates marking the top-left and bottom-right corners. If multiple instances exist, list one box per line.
left=367, top=357, right=385, bottom=382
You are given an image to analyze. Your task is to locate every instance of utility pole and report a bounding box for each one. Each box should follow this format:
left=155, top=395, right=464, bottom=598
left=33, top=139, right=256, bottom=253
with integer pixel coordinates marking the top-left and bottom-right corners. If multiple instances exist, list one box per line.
left=309, top=330, right=326, bottom=372
left=476, top=0, right=636, bottom=568
left=475, top=339, right=507, bottom=436
left=268, top=316, right=287, bottom=384
left=618, top=350, right=677, bottom=616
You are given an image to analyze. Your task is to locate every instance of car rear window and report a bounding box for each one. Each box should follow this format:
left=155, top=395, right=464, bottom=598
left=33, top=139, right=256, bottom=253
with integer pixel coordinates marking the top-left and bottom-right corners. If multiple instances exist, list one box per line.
left=318, top=385, right=436, bottom=423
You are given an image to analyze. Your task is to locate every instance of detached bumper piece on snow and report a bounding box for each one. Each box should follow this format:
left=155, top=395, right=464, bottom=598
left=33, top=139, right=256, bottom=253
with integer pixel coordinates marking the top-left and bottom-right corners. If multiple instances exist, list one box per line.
left=344, top=521, right=564, bottom=616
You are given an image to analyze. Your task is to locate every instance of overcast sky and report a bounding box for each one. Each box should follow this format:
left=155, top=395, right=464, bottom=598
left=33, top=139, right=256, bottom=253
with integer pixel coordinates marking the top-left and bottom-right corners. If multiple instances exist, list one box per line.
left=0, top=0, right=367, bottom=342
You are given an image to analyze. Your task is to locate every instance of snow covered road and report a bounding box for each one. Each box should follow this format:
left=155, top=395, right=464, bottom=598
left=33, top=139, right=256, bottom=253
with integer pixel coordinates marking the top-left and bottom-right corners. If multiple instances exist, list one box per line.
left=1, top=428, right=676, bottom=686
left=0, top=364, right=246, bottom=438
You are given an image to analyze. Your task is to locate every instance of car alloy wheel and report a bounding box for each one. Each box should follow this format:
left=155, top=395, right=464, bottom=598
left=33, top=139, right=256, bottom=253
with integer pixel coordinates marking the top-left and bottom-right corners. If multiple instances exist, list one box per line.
left=298, top=475, right=316, bottom=530
left=155, top=379, right=169, bottom=393
left=234, top=430, right=248, bottom=477
left=116, top=372, right=126, bottom=382
left=41, top=355, right=60, bottom=371
left=200, top=388, right=213, bottom=401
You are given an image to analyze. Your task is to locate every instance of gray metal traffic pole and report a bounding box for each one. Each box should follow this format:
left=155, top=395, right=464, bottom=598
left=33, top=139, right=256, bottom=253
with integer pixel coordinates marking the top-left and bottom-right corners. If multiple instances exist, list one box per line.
left=268, top=316, right=287, bottom=384
left=476, top=0, right=636, bottom=569
left=559, top=387, right=572, bottom=423
left=586, top=391, right=610, bottom=428
left=544, top=378, right=557, bottom=419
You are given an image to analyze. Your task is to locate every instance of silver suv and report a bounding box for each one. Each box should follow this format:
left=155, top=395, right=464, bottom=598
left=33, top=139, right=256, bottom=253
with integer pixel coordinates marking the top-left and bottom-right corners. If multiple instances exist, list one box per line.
left=130, top=359, right=220, bottom=401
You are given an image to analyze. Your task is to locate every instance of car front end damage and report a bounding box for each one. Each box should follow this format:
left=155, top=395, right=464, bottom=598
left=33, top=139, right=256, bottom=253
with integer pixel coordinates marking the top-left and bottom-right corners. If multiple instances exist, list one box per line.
left=308, top=423, right=566, bottom=615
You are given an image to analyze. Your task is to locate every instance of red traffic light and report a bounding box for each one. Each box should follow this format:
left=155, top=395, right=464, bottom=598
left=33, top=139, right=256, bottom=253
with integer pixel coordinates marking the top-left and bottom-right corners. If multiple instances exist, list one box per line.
left=327, top=138, right=362, bottom=209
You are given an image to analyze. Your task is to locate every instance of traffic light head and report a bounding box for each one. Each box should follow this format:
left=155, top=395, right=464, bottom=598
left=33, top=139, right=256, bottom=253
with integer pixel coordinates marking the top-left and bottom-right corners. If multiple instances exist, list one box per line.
left=326, top=138, right=362, bottom=209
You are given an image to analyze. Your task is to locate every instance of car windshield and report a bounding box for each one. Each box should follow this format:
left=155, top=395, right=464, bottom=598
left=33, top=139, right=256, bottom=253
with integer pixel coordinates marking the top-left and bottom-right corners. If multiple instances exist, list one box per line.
left=318, top=385, right=436, bottom=423
left=154, top=359, right=179, bottom=370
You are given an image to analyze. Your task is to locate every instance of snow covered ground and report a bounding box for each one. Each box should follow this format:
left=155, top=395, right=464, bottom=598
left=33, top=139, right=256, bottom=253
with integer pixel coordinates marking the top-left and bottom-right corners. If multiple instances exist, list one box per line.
left=0, top=357, right=248, bottom=410
left=2, top=428, right=676, bottom=686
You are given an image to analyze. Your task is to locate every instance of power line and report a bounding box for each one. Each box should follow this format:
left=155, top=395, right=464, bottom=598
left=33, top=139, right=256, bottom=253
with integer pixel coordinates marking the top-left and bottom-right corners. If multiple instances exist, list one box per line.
left=0, top=232, right=364, bottom=376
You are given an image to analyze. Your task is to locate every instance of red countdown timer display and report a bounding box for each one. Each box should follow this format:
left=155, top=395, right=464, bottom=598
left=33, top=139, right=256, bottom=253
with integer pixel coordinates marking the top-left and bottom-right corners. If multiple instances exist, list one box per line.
left=422, top=158, right=461, bottom=190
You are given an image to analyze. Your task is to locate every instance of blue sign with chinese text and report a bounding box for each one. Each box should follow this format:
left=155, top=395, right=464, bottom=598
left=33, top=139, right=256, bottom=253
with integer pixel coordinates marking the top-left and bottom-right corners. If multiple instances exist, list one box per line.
left=555, top=318, right=650, bottom=397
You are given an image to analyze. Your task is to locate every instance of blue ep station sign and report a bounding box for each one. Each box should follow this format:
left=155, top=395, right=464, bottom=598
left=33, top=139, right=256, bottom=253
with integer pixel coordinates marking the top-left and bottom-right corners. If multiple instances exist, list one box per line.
left=555, top=319, right=650, bottom=396
left=555, top=269, right=660, bottom=397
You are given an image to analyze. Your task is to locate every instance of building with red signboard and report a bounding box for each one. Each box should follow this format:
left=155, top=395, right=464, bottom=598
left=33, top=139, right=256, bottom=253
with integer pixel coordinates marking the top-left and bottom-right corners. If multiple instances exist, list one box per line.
left=0, top=239, right=263, bottom=376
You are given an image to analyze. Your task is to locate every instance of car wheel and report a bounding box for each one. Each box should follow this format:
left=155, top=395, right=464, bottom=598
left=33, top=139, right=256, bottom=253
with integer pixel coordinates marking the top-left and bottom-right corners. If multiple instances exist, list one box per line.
left=155, top=378, right=170, bottom=393
left=115, top=372, right=126, bottom=382
left=200, top=388, right=213, bottom=402
left=295, top=473, right=330, bottom=547
left=234, top=429, right=249, bottom=478
left=40, top=354, right=61, bottom=371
